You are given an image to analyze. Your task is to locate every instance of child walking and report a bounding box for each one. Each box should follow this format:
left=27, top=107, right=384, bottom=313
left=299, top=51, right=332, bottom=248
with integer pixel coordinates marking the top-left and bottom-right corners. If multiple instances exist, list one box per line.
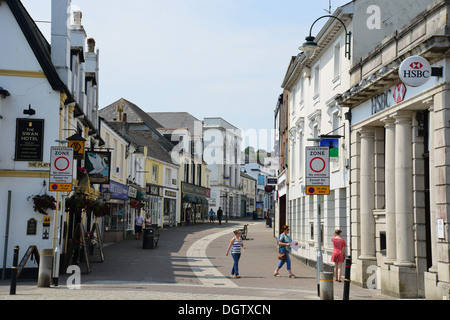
left=225, top=230, right=246, bottom=278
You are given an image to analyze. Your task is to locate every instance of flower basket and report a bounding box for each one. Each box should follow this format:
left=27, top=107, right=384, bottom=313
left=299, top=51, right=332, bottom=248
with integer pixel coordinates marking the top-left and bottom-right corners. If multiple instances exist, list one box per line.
left=65, top=194, right=85, bottom=216
left=130, top=200, right=145, bottom=210
left=32, top=194, right=56, bottom=214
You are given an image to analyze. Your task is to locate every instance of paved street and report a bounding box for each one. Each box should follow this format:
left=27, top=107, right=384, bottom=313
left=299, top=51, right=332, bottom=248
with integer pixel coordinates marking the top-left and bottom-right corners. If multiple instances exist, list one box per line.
left=0, top=218, right=395, bottom=301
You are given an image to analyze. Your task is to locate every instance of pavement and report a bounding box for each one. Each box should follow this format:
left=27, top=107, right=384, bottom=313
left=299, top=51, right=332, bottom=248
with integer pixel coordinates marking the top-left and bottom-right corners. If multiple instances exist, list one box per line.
left=0, top=217, right=397, bottom=301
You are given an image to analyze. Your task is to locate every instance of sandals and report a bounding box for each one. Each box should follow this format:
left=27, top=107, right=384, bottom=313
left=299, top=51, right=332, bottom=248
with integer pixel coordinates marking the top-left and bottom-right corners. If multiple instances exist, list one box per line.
left=289, top=274, right=296, bottom=278
left=273, top=273, right=281, bottom=277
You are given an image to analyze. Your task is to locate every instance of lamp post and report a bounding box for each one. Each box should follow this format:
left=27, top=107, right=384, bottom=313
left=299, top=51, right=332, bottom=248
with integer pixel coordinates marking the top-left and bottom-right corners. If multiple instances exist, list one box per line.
left=299, top=15, right=352, bottom=60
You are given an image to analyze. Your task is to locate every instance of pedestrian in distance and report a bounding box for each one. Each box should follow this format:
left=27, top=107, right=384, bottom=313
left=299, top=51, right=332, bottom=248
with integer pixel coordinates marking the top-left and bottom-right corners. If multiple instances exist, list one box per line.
left=217, top=207, right=223, bottom=225
left=274, top=225, right=297, bottom=278
left=225, top=229, right=246, bottom=278
left=331, top=229, right=346, bottom=282
left=135, top=212, right=145, bottom=240
left=144, top=213, right=152, bottom=229
left=209, top=208, right=215, bottom=224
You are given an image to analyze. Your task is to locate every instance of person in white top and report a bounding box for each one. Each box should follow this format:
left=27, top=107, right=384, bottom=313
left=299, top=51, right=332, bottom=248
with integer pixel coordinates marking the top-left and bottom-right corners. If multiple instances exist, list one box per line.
left=225, top=230, right=246, bottom=278
left=135, top=212, right=145, bottom=240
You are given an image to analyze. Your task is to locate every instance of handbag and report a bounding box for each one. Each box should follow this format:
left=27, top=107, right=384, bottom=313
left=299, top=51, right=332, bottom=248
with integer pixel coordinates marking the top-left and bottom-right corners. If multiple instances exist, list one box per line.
left=278, top=249, right=287, bottom=261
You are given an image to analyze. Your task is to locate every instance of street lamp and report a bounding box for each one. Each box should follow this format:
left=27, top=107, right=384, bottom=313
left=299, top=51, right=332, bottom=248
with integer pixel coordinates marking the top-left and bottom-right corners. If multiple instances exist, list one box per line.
left=299, top=15, right=352, bottom=60
left=103, top=188, right=111, bottom=202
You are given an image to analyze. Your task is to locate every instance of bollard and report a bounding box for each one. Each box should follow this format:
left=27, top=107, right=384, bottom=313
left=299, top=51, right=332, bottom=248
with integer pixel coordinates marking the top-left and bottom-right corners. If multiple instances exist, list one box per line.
left=343, top=256, right=352, bottom=300
left=9, top=246, right=19, bottom=295
left=320, top=272, right=334, bottom=300
left=37, top=248, right=53, bottom=287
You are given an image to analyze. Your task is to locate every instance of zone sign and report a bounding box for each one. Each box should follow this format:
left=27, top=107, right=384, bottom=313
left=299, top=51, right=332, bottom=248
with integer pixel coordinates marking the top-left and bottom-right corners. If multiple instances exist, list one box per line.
left=305, top=146, right=330, bottom=195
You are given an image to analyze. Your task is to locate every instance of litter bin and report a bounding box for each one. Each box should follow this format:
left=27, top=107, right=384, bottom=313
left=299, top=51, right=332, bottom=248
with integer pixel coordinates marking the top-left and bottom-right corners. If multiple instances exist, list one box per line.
left=143, top=228, right=154, bottom=249
left=253, top=211, right=258, bottom=220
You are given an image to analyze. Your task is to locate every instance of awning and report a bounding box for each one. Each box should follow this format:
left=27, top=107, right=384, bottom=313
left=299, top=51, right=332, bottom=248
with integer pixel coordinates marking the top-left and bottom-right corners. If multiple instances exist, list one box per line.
left=196, top=196, right=208, bottom=205
left=183, top=194, right=198, bottom=203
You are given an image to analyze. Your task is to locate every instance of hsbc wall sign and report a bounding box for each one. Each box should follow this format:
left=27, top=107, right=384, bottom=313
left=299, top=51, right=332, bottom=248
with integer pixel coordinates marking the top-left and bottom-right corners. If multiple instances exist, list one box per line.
left=399, top=56, right=431, bottom=87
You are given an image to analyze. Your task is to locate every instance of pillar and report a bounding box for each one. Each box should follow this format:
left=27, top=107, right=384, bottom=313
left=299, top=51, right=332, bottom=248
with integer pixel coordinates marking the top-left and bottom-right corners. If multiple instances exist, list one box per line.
left=359, top=129, right=376, bottom=260
left=382, top=118, right=396, bottom=264
left=393, top=112, right=415, bottom=267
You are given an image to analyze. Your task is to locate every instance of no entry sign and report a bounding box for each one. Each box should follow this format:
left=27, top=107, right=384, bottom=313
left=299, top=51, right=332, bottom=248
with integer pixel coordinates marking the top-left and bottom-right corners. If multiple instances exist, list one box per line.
left=49, top=146, right=74, bottom=191
left=305, top=146, right=330, bottom=195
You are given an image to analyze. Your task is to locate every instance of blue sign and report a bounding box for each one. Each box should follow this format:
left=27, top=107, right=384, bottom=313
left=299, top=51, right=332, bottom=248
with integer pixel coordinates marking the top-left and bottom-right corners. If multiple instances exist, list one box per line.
left=101, top=180, right=129, bottom=200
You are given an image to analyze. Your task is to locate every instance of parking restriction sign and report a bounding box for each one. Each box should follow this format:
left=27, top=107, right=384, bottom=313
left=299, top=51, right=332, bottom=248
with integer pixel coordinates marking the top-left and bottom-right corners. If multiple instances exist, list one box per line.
left=49, top=146, right=74, bottom=192
left=305, top=146, right=330, bottom=195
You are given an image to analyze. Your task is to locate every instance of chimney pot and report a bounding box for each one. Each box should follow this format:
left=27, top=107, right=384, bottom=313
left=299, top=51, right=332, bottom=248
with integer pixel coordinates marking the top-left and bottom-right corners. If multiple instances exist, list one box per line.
left=73, top=11, right=82, bottom=26
left=87, top=38, right=95, bottom=52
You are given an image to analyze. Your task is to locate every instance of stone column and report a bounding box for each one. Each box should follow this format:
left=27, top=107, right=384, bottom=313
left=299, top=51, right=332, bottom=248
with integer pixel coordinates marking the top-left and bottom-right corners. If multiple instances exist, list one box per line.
left=382, top=118, right=396, bottom=264
left=359, top=129, right=376, bottom=260
left=393, top=112, right=415, bottom=267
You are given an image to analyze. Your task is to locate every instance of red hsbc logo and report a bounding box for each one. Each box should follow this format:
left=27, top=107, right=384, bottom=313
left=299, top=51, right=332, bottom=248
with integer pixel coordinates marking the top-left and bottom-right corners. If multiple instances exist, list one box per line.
left=409, top=62, right=423, bottom=69
left=393, top=83, right=407, bottom=103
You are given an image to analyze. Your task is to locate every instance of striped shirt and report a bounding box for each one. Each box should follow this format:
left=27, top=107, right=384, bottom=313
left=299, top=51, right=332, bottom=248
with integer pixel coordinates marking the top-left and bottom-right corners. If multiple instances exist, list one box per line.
left=231, top=238, right=242, bottom=254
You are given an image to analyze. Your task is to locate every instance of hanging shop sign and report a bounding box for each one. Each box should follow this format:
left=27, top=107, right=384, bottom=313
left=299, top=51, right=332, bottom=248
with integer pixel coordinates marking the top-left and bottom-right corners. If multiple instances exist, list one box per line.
left=14, top=119, right=44, bottom=161
left=49, top=146, right=74, bottom=191
left=67, top=133, right=86, bottom=159
left=85, top=151, right=111, bottom=184
left=399, top=56, right=431, bottom=87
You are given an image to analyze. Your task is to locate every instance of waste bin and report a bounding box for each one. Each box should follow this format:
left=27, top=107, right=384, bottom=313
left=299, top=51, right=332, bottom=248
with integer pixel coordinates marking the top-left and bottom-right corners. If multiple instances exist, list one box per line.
left=143, top=228, right=154, bottom=249
left=252, top=211, right=258, bottom=220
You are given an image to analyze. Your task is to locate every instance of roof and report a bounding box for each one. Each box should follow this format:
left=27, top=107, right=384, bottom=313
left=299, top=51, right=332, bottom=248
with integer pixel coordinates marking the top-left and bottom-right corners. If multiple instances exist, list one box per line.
left=147, top=112, right=200, bottom=134
left=99, top=98, right=175, bottom=152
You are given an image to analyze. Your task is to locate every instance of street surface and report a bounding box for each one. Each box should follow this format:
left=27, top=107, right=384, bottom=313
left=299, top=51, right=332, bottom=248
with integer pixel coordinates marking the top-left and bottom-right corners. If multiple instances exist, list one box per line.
left=0, top=218, right=395, bottom=301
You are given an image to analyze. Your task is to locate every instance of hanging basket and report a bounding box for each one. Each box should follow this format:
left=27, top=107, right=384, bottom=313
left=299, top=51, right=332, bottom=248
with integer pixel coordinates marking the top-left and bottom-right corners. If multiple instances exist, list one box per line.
left=32, top=194, right=56, bottom=214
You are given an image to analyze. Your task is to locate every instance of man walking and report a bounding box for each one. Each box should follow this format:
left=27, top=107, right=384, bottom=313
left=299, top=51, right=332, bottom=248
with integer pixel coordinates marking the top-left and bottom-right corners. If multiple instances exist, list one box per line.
left=217, top=207, right=223, bottom=225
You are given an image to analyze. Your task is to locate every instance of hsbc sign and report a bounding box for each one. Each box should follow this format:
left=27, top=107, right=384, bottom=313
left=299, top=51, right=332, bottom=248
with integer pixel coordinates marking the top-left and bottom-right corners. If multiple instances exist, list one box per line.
left=399, top=56, right=431, bottom=87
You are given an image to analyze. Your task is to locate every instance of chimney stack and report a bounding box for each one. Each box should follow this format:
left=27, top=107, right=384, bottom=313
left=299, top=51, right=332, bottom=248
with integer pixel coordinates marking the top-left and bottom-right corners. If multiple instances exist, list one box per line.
left=51, top=0, right=71, bottom=87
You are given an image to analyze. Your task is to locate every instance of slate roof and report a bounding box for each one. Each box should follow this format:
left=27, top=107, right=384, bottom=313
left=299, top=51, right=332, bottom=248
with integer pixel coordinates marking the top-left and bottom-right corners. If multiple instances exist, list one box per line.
left=147, top=112, right=200, bottom=134
left=99, top=98, right=174, bottom=151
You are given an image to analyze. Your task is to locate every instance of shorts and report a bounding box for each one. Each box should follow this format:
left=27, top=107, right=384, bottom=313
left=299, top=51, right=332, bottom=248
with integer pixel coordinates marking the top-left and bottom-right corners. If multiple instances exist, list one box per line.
left=135, top=225, right=142, bottom=233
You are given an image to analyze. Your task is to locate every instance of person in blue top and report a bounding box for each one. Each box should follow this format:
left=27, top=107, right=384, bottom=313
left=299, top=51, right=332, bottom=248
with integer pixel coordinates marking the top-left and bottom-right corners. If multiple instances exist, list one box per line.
left=225, top=230, right=246, bottom=278
left=274, top=225, right=297, bottom=278
left=209, top=209, right=215, bottom=224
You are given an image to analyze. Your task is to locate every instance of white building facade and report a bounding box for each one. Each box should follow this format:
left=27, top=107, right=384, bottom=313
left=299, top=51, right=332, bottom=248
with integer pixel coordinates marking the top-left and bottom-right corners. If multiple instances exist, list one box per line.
left=281, top=4, right=353, bottom=269
left=203, top=117, right=242, bottom=219
left=340, top=0, right=450, bottom=299
left=0, top=0, right=101, bottom=278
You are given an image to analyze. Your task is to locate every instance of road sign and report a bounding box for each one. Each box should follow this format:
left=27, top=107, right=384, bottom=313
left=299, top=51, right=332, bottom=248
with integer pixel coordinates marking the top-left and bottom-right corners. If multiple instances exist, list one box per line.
left=305, top=146, right=330, bottom=195
left=49, top=146, right=74, bottom=192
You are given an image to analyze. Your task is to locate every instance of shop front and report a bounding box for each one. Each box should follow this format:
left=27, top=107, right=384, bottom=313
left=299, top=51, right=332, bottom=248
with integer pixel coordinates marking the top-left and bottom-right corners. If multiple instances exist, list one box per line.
left=181, top=182, right=210, bottom=225
left=146, top=183, right=162, bottom=227
left=101, top=180, right=128, bottom=242
left=163, top=188, right=177, bottom=228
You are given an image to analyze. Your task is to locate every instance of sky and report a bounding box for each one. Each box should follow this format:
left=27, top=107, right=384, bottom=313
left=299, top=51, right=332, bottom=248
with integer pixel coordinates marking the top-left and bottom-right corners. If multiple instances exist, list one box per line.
left=20, top=0, right=350, bottom=151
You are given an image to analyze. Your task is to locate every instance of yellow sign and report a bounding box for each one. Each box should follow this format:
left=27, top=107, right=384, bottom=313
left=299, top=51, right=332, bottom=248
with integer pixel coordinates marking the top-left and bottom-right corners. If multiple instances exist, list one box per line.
left=43, top=215, right=51, bottom=226
left=306, top=186, right=330, bottom=195
left=68, top=139, right=85, bottom=159
left=49, top=183, right=72, bottom=192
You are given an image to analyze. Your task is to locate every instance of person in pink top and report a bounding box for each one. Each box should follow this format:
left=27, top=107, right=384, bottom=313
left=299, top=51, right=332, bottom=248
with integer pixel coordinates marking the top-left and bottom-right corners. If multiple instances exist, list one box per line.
left=331, top=229, right=346, bottom=282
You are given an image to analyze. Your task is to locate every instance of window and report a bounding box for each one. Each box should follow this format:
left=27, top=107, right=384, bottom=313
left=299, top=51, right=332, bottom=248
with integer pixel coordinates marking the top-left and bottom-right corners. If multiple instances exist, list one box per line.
left=334, top=42, right=341, bottom=80
left=314, top=64, right=320, bottom=98
left=165, top=168, right=171, bottom=185
left=152, top=164, right=158, bottom=182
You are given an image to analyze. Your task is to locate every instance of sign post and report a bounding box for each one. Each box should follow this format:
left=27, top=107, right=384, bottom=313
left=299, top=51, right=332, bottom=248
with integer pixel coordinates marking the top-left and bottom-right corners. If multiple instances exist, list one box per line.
left=306, top=143, right=330, bottom=297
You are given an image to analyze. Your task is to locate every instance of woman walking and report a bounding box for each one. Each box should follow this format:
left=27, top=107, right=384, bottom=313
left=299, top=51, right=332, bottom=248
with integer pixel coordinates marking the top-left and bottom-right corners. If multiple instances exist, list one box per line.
left=331, top=229, right=346, bottom=281
left=225, top=230, right=246, bottom=278
left=274, top=225, right=297, bottom=278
